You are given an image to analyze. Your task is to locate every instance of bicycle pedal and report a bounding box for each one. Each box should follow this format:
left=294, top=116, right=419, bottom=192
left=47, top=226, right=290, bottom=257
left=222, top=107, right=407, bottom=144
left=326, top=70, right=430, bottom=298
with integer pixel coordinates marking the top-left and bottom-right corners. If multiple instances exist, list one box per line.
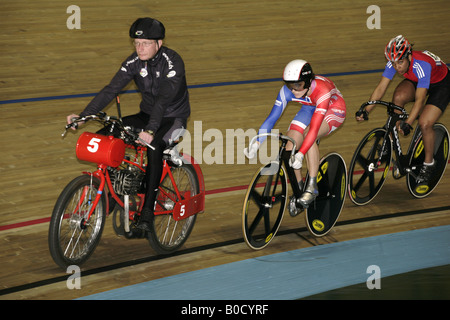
left=125, top=223, right=147, bottom=239
left=289, top=196, right=303, bottom=217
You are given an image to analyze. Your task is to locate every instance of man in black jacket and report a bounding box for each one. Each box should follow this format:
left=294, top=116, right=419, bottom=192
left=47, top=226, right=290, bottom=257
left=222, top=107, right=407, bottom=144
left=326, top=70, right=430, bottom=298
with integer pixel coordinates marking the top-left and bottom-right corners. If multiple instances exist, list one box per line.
left=66, top=17, right=190, bottom=231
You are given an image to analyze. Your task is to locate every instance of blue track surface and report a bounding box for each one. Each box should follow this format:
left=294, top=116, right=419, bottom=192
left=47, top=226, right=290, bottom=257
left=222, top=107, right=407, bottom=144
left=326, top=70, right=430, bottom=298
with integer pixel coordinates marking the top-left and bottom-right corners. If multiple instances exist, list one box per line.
left=79, top=225, right=450, bottom=300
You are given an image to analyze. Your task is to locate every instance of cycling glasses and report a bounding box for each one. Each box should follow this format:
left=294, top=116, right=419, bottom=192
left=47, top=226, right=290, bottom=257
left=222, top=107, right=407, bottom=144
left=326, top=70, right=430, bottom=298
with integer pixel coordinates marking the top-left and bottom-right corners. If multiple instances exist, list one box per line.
left=284, top=81, right=305, bottom=91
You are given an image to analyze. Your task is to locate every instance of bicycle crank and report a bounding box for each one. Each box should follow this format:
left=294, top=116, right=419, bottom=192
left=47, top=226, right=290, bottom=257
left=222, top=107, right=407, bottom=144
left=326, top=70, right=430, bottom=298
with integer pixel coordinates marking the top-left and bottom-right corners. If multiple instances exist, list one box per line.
left=288, top=196, right=304, bottom=217
left=112, top=196, right=145, bottom=239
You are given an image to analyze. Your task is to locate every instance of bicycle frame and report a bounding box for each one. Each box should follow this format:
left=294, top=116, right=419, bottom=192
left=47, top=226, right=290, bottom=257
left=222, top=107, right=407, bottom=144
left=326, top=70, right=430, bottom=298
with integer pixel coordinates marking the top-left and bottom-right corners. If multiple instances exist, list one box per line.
left=379, top=107, right=409, bottom=172
left=360, top=100, right=421, bottom=177
left=249, top=133, right=303, bottom=195
left=391, top=124, right=423, bottom=178
left=78, top=140, right=205, bottom=227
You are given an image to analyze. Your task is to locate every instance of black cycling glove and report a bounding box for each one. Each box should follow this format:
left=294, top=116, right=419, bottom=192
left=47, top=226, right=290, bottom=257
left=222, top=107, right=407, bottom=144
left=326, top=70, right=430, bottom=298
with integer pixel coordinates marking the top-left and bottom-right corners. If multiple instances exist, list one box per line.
left=355, top=110, right=369, bottom=120
left=400, top=121, right=413, bottom=136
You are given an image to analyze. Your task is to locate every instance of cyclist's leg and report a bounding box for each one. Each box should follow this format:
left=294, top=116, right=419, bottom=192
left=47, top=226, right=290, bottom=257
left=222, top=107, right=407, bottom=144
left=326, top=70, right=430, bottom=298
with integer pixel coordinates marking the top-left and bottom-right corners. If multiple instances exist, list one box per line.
left=308, top=103, right=347, bottom=175
left=300, top=105, right=346, bottom=206
left=304, top=121, right=329, bottom=177
left=122, top=111, right=150, bottom=127
left=137, top=118, right=186, bottom=230
left=94, top=112, right=149, bottom=136
left=418, top=105, right=442, bottom=164
left=392, top=79, right=416, bottom=108
left=161, top=118, right=187, bottom=146
left=416, top=74, right=449, bottom=183
left=286, top=111, right=309, bottom=152
left=389, top=80, right=416, bottom=174
left=297, top=123, right=326, bottom=207
left=285, top=129, right=304, bottom=184
left=286, top=107, right=315, bottom=186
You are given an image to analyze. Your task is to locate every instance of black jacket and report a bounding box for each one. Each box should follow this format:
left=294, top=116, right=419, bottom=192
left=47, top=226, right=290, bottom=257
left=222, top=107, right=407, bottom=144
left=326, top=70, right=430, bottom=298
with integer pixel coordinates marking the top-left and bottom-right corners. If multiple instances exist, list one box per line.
left=80, top=46, right=190, bottom=132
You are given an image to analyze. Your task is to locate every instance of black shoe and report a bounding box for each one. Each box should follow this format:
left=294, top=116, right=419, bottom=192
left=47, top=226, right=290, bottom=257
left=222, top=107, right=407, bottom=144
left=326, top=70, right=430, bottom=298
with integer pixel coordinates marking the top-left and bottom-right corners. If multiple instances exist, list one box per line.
left=136, top=208, right=153, bottom=232
left=416, top=161, right=436, bottom=185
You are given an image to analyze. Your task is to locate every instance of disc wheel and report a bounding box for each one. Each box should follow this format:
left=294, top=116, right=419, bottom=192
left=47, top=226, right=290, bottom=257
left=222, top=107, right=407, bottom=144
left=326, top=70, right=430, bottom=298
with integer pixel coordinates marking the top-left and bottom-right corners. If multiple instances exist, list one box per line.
left=407, top=123, right=449, bottom=198
left=305, top=153, right=347, bottom=237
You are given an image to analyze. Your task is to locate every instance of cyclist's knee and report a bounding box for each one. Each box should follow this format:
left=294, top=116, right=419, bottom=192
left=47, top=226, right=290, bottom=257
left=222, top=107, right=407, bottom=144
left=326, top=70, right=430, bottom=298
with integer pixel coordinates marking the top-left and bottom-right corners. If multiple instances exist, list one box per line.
left=392, top=91, right=412, bottom=107
left=393, top=80, right=415, bottom=106
left=418, top=117, right=434, bottom=133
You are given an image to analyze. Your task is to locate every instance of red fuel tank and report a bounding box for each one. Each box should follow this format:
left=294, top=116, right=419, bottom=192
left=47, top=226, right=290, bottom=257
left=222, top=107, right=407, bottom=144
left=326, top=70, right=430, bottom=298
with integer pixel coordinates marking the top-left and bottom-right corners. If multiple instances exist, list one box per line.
left=76, top=132, right=125, bottom=167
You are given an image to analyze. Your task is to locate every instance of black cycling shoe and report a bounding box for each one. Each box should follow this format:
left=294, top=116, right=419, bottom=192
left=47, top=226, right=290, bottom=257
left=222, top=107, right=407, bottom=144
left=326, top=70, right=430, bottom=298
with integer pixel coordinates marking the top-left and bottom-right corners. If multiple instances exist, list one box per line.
left=136, top=208, right=153, bottom=232
left=416, top=161, right=436, bottom=185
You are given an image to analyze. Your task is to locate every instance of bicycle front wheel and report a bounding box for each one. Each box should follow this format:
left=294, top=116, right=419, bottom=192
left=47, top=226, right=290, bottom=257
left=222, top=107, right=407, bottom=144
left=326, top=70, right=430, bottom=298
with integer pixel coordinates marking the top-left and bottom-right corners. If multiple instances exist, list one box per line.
left=348, top=128, right=392, bottom=205
left=242, top=161, right=288, bottom=250
left=305, top=153, right=347, bottom=237
left=407, top=123, right=449, bottom=198
left=48, top=175, right=106, bottom=269
left=147, top=164, right=199, bottom=254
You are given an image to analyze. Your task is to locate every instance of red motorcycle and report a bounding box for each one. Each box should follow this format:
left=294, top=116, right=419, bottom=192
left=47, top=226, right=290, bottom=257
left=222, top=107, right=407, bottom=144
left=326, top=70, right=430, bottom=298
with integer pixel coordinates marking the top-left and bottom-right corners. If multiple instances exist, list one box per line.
left=48, top=108, right=205, bottom=270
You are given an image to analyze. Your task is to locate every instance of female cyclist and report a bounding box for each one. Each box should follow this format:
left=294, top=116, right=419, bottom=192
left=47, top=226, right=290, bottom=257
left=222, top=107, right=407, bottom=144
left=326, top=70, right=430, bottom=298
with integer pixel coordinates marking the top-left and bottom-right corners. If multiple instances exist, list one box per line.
left=245, top=59, right=346, bottom=207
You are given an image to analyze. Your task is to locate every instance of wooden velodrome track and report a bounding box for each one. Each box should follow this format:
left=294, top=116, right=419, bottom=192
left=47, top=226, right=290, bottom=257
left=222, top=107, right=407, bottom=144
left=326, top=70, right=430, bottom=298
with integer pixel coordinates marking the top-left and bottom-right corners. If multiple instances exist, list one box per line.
left=1, top=0, right=449, bottom=300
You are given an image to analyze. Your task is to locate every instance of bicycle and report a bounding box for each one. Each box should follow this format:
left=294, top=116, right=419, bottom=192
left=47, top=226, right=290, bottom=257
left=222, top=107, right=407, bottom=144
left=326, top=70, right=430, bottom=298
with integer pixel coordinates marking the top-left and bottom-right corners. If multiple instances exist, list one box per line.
left=348, top=100, right=449, bottom=205
left=48, top=107, right=205, bottom=270
left=242, top=133, right=347, bottom=250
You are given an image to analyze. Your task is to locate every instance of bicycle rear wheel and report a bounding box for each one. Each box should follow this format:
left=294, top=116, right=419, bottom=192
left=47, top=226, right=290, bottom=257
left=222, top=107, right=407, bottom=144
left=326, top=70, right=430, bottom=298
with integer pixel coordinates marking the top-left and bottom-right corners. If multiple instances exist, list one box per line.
left=48, top=175, right=106, bottom=269
left=147, top=164, right=199, bottom=254
left=407, top=123, right=449, bottom=198
left=347, top=128, right=392, bottom=205
left=305, top=153, right=347, bottom=237
left=242, top=161, right=288, bottom=250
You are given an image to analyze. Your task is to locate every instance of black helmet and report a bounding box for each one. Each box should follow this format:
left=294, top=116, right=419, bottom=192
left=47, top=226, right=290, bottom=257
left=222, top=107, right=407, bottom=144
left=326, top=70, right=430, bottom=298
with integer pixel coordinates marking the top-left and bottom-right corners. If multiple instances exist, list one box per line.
left=129, top=18, right=165, bottom=40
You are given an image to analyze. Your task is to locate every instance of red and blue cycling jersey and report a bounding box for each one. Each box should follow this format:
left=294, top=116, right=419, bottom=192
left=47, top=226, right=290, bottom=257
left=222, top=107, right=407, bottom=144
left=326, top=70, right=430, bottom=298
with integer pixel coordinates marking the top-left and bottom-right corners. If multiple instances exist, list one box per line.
left=257, top=76, right=346, bottom=155
left=382, top=50, right=448, bottom=89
